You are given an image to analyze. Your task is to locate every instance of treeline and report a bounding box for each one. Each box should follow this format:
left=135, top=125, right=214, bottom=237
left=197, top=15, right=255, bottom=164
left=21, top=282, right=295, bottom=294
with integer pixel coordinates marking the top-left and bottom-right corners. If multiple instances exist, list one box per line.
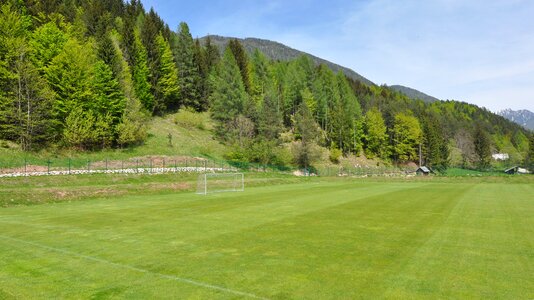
left=0, top=0, right=531, bottom=170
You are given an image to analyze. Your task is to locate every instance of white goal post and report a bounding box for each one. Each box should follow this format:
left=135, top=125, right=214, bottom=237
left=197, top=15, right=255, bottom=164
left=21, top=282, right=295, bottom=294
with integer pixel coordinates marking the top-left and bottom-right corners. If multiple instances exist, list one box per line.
left=196, top=173, right=244, bottom=195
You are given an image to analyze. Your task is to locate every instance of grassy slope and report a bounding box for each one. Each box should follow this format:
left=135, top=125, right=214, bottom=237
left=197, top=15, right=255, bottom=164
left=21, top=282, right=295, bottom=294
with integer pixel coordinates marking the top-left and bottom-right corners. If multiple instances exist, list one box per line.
left=0, top=178, right=532, bottom=298
left=0, top=112, right=229, bottom=167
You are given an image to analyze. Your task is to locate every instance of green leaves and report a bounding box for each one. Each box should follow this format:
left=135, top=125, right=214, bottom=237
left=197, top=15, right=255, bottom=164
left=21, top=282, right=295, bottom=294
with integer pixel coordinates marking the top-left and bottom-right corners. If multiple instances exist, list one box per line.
left=392, top=112, right=423, bottom=162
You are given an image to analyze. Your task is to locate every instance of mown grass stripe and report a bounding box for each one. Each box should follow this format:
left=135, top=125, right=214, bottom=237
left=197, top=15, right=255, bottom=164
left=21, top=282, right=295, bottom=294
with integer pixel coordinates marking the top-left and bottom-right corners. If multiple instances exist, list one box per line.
left=0, top=234, right=268, bottom=300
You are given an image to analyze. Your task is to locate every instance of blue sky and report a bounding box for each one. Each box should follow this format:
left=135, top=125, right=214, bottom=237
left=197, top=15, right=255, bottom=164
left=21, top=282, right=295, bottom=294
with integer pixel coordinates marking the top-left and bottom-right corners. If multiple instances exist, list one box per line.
left=140, top=0, right=534, bottom=112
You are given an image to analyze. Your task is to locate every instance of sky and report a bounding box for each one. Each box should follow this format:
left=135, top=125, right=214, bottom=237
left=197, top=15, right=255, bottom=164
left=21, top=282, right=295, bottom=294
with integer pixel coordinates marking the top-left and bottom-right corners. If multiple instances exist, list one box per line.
left=140, top=0, right=534, bottom=112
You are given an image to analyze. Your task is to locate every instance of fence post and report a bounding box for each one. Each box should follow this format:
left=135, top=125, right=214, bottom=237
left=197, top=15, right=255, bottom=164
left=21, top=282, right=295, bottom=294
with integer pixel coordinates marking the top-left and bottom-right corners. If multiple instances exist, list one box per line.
left=47, top=159, right=51, bottom=175
left=121, top=160, right=124, bottom=173
left=105, top=158, right=108, bottom=172
left=24, top=158, right=27, bottom=175
left=136, top=159, right=139, bottom=173
left=87, top=160, right=90, bottom=173
left=68, top=159, right=71, bottom=175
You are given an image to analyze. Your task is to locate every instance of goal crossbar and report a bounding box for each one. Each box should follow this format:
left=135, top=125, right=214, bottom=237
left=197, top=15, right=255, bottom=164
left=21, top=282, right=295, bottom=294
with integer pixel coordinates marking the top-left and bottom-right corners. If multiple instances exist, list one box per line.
left=196, top=173, right=244, bottom=195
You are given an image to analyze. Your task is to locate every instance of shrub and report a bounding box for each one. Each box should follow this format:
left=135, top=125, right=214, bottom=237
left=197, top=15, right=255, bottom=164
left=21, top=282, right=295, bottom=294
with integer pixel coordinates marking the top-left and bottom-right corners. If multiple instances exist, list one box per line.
left=329, top=144, right=342, bottom=164
left=174, top=108, right=206, bottom=130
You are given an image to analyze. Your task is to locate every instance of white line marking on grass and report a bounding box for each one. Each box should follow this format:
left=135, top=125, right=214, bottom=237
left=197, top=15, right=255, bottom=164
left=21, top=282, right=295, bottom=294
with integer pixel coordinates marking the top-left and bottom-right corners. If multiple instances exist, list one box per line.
left=0, top=234, right=268, bottom=300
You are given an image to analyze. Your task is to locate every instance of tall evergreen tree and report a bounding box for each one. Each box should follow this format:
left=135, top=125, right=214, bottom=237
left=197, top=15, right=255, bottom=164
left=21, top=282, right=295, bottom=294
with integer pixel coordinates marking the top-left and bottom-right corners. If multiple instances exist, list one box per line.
left=154, top=33, right=179, bottom=113
left=209, top=47, right=247, bottom=139
left=92, top=60, right=126, bottom=124
left=473, top=124, right=491, bottom=169
left=203, top=35, right=220, bottom=72
left=228, top=39, right=251, bottom=94
left=174, top=22, right=202, bottom=110
left=44, top=38, right=95, bottom=128
left=131, top=29, right=153, bottom=112
left=293, top=102, right=321, bottom=169
left=525, top=134, right=534, bottom=171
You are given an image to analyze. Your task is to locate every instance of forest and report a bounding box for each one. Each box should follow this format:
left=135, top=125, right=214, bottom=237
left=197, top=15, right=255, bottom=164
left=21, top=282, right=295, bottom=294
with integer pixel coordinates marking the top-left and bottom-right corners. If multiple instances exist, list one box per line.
left=0, top=0, right=532, bottom=170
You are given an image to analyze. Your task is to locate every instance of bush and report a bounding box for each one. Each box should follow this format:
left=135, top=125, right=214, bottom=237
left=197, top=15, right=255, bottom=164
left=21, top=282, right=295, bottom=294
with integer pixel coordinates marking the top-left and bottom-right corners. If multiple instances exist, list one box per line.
left=329, top=144, right=342, bottom=164
left=174, top=108, right=207, bottom=130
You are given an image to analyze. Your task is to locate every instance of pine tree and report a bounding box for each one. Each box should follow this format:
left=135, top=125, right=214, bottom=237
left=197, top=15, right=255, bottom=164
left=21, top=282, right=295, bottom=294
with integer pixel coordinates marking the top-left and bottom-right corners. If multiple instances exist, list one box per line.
left=45, top=38, right=95, bottom=125
left=524, top=134, right=534, bottom=171
left=333, top=72, right=362, bottom=153
left=258, top=85, right=283, bottom=141
left=209, top=48, right=247, bottom=139
left=63, top=106, right=97, bottom=149
left=203, top=35, right=220, bottom=72
left=228, top=39, right=251, bottom=94
left=293, top=102, right=321, bottom=169
left=311, top=64, right=339, bottom=134
left=132, top=29, right=154, bottom=112
left=154, top=33, right=179, bottom=113
left=92, top=60, right=126, bottom=124
left=473, top=124, right=491, bottom=170
left=30, top=21, right=68, bottom=72
left=174, top=22, right=202, bottom=110
left=421, top=113, right=449, bottom=169
left=193, top=38, right=209, bottom=111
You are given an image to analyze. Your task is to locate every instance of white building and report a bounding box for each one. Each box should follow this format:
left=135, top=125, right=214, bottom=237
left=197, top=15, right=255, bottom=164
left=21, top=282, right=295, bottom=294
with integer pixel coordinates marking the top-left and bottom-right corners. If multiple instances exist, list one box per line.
left=492, top=153, right=509, bottom=161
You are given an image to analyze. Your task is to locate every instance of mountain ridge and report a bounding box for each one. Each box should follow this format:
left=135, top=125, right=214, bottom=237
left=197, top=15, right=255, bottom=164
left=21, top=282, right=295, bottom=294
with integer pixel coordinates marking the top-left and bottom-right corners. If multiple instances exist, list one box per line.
left=497, top=109, right=534, bottom=130
left=200, top=35, right=375, bottom=86
left=388, top=85, right=440, bottom=103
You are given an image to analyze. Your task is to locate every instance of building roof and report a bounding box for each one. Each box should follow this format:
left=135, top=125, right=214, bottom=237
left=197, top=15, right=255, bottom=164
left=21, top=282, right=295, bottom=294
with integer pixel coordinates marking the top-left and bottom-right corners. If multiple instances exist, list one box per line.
left=417, top=166, right=432, bottom=173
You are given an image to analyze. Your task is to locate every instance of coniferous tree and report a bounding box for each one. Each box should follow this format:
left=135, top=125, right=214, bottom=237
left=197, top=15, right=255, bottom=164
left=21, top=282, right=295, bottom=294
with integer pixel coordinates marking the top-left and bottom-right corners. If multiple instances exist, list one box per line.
left=209, top=47, right=247, bottom=140
left=30, top=21, right=68, bottom=72
left=193, top=38, right=209, bottom=111
left=45, top=38, right=95, bottom=128
left=293, top=102, right=321, bottom=169
left=473, top=124, right=491, bottom=169
left=203, top=35, right=220, bottom=72
left=258, top=85, right=283, bottom=141
left=228, top=39, right=251, bottom=94
left=524, top=134, right=534, bottom=171
left=154, top=33, right=179, bottom=113
left=92, top=60, right=126, bottom=124
left=421, top=113, right=450, bottom=169
left=131, top=29, right=153, bottom=112
left=174, top=22, right=202, bottom=110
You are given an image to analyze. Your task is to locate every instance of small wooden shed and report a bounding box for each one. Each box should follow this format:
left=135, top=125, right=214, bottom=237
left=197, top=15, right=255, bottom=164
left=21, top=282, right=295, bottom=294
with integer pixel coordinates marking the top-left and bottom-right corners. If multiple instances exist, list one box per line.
left=416, top=166, right=433, bottom=176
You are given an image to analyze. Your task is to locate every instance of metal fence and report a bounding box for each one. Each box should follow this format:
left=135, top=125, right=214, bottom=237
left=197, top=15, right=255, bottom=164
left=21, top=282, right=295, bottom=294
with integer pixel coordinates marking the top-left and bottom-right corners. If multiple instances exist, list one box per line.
left=0, top=157, right=296, bottom=178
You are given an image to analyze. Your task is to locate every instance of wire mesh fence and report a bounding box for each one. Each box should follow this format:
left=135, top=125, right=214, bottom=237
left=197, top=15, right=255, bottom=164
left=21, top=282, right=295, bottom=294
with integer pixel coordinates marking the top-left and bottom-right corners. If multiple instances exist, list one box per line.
left=0, top=156, right=417, bottom=178
left=0, top=156, right=297, bottom=178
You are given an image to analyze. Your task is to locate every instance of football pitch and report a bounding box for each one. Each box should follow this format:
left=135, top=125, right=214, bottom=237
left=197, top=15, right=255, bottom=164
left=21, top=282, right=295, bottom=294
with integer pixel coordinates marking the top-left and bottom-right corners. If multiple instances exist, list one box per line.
left=0, top=179, right=533, bottom=299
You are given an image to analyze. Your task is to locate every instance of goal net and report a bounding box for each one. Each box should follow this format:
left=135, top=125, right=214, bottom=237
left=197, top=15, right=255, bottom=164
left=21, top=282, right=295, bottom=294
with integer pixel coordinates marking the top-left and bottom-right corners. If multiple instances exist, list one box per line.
left=196, top=173, right=244, bottom=195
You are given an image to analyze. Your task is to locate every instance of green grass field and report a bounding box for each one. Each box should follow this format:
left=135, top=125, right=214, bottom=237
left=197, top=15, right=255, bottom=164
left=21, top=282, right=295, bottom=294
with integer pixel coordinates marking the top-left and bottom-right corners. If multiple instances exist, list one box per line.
left=1, top=177, right=533, bottom=299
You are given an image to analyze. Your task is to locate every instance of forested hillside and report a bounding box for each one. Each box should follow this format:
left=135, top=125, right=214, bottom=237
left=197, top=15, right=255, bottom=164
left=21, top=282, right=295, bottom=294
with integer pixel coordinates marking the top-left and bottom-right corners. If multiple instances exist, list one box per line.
left=0, top=0, right=532, bottom=171
left=200, top=35, right=375, bottom=86
left=389, top=85, right=439, bottom=103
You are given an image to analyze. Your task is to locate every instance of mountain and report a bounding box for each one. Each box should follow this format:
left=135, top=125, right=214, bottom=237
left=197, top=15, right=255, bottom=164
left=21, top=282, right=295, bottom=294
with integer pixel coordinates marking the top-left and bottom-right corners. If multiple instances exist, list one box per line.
left=201, top=35, right=375, bottom=86
left=497, top=109, right=534, bottom=130
left=389, top=85, right=440, bottom=103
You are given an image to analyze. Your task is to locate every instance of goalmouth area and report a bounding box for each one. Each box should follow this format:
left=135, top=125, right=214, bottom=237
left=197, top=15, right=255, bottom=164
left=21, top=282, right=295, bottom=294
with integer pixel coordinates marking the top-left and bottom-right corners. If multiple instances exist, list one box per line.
left=0, top=175, right=533, bottom=298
